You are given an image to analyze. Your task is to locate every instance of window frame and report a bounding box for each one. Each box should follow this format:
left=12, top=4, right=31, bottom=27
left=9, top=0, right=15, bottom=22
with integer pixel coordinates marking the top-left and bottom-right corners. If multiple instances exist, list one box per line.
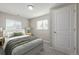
left=36, top=19, right=48, bottom=30
left=6, top=19, right=22, bottom=30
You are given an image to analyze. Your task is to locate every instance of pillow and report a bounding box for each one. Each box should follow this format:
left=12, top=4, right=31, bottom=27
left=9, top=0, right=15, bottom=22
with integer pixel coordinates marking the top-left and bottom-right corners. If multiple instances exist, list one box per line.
left=6, top=32, right=14, bottom=38
left=13, top=32, right=23, bottom=37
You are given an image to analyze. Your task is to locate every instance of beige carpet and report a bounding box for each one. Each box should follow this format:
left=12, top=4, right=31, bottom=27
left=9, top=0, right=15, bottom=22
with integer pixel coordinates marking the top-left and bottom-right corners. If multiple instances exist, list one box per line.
left=40, top=41, right=66, bottom=55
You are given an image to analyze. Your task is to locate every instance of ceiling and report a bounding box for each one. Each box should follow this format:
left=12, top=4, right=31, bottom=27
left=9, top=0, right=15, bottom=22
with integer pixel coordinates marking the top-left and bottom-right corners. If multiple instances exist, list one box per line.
left=0, top=3, right=63, bottom=19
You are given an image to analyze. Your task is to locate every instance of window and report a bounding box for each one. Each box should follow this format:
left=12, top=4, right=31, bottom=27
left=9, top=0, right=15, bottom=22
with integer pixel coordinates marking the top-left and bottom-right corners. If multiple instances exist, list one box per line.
left=6, top=19, right=22, bottom=30
left=37, top=19, right=48, bottom=30
left=37, top=20, right=43, bottom=30
left=43, top=20, right=48, bottom=30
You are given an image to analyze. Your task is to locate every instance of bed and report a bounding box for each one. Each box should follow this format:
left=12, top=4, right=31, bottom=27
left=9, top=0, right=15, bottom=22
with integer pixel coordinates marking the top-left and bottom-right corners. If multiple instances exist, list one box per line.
left=3, top=29, right=43, bottom=55
left=3, top=35, right=43, bottom=55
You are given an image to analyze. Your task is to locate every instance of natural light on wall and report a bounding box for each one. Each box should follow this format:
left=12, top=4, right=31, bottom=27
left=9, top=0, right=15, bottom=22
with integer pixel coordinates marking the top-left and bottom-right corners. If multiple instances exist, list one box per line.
left=6, top=19, right=22, bottom=30
left=37, top=19, right=48, bottom=30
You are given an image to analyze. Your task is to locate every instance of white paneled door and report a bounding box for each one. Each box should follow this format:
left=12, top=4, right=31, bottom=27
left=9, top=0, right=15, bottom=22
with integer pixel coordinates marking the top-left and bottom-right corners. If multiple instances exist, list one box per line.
left=51, top=4, right=77, bottom=54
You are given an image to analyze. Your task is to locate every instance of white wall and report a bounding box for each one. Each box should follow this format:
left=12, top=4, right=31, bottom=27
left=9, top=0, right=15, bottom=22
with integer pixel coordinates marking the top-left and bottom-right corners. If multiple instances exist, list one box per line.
left=0, top=13, right=6, bottom=28
left=30, top=14, right=50, bottom=43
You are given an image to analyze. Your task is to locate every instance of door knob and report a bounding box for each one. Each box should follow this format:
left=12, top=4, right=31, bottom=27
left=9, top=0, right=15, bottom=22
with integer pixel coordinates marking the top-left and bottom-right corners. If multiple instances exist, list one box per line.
left=54, top=32, right=56, bottom=33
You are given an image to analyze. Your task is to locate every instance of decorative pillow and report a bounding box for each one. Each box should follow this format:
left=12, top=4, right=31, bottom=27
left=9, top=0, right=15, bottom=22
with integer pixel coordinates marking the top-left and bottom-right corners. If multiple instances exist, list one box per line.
left=13, top=32, right=23, bottom=37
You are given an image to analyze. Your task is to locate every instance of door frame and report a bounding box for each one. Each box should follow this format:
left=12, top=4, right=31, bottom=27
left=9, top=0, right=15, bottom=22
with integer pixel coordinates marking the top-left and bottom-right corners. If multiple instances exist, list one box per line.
left=50, top=4, right=77, bottom=54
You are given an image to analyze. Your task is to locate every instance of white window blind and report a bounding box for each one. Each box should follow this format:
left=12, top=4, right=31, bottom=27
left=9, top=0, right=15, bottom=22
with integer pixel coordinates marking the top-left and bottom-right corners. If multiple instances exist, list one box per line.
left=6, top=19, right=22, bottom=30
left=37, top=19, right=48, bottom=30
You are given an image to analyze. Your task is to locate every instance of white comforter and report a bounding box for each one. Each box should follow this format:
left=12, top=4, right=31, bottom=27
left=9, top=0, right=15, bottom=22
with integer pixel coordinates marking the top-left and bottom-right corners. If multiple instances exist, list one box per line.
left=3, top=35, right=29, bottom=50
left=12, top=38, right=43, bottom=55
left=3, top=35, right=43, bottom=55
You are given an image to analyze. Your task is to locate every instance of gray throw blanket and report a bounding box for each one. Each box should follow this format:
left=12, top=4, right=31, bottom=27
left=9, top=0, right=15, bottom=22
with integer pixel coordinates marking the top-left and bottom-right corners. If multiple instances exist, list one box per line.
left=5, top=36, right=37, bottom=55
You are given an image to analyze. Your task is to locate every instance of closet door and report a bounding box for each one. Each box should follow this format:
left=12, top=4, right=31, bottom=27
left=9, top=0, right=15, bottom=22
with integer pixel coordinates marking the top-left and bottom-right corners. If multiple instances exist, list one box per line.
left=52, top=4, right=76, bottom=54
